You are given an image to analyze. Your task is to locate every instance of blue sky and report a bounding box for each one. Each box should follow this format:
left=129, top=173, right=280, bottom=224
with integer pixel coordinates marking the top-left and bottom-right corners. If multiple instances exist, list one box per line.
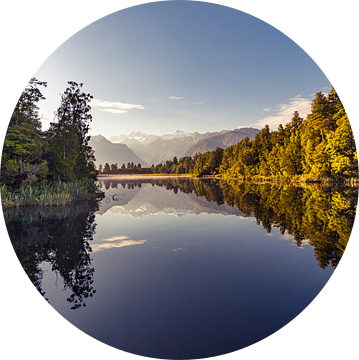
left=34, top=1, right=331, bottom=138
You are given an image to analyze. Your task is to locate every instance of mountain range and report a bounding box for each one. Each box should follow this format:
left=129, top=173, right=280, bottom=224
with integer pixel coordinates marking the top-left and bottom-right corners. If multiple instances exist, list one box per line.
left=91, top=127, right=260, bottom=168
left=109, top=129, right=191, bottom=145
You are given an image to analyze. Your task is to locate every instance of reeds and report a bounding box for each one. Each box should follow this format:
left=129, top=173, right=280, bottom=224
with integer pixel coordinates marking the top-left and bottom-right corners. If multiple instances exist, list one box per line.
left=1, top=180, right=104, bottom=208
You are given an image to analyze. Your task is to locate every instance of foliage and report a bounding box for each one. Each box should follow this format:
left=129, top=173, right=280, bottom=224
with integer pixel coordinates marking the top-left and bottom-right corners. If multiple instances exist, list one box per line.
left=99, top=88, right=357, bottom=183
left=1, top=180, right=103, bottom=207
left=45, top=81, right=97, bottom=182
left=1, top=79, right=101, bottom=206
left=1, top=78, right=49, bottom=187
left=326, top=109, right=357, bottom=177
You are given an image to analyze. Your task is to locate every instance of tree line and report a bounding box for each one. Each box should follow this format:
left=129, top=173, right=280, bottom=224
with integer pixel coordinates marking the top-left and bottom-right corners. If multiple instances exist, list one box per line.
left=1, top=78, right=101, bottom=204
left=99, top=155, right=200, bottom=175
left=99, top=88, right=358, bottom=182
left=218, top=88, right=357, bottom=181
left=98, top=162, right=145, bottom=174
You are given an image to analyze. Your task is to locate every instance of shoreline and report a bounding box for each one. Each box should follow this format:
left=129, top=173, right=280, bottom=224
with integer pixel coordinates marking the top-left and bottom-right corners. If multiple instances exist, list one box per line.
left=97, top=174, right=194, bottom=179
left=97, top=173, right=359, bottom=186
left=1, top=181, right=103, bottom=208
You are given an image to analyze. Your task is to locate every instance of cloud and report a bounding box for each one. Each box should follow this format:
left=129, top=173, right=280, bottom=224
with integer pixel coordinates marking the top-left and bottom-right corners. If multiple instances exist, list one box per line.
left=99, top=108, right=128, bottom=114
left=101, top=235, right=130, bottom=242
left=91, top=98, right=144, bottom=114
left=91, top=235, right=147, bottom=253
left=255, top=96, right=312, bottom=130
left=168, top=96, right=184, bottom=100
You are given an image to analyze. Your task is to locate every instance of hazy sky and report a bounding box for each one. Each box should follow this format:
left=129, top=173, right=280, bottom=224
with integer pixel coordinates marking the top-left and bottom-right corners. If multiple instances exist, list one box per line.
left=34, top=1, right=331, bottom=138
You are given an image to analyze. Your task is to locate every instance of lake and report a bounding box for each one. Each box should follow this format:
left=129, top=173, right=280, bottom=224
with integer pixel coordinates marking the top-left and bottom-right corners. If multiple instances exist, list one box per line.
left=5, top=177, right=357, bottom=359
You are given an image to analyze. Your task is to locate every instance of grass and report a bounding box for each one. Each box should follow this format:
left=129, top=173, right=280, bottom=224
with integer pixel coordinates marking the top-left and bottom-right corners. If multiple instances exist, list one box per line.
left=1, top=180, right=104, bottom=208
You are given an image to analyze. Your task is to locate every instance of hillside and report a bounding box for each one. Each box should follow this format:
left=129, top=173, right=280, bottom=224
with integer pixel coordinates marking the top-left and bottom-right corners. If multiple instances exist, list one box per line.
left=182, top=128, right=260, bottom=157
left=89, top=135, right=148, bottom=168
left=105, top=128, right=260, bottom=165
left=112, top=132, right=215, bottom=165
left=141, top=133, right=213, bottom=165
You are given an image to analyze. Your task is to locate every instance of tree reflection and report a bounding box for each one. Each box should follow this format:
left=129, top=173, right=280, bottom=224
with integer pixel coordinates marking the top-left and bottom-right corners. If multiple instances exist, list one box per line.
left=217, top=180, right=356, bottom=269
left=4, top=200, right=99, bottom=309
left=6, top=176, right=357, bottom=313
left=99, top=177, right=357, bottom=269
left=212, top=179, right=356, bottom=269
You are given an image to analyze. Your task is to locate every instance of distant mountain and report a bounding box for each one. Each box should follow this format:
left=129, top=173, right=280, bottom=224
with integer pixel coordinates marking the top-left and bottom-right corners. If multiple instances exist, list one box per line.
left=109, top=130, right=160, bottom=145
left=182, top=128, right=260, bottom=157
left=108, top=129, right=191, bottom=145
left=104, top=128, right=260, bottom=166
left=160, top=129, right=191, bottom=140
left=89, top=135, right=148, bottom=168
left=134, top=132, right=216, bottom=165
left=120, top=137, right=148, bottom=160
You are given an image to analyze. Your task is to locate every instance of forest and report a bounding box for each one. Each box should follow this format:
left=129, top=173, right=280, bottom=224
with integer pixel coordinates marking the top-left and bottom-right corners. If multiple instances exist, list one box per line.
left=100, top=88, right=358, bottom=183
left=2, top=82, right=357, bottom=208
left=1, top=78, right=102, bottom=207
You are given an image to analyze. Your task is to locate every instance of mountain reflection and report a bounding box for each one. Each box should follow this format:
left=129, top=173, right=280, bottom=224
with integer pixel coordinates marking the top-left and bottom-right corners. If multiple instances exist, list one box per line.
left=4, top=178, right=357, bottom=309
left=98, top=177, right=358, bottom=269
left=97, top=177, right=246, bottom=217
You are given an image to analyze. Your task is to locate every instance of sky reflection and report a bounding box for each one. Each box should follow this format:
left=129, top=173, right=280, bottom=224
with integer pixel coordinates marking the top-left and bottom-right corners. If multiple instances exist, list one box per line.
left=91, top=237, right=147, bottom=253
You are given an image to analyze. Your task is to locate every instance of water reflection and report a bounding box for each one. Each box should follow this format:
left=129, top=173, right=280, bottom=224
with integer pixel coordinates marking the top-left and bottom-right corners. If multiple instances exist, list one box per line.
left=5, top=177, right=357, bottom=314
left=98, top=177, right=357, bottom=269
left=4, top=200, right=99, bottom=309
left=91, top=236, right=147, bottom=253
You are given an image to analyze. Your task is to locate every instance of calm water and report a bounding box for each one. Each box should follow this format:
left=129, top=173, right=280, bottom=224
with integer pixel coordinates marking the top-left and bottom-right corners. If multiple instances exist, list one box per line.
left=6, top=177, right=357, bottom=359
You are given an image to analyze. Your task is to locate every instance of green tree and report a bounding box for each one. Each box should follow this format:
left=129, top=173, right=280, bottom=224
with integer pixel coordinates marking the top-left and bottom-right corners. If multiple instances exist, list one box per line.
left=103, top=163, right=111, bottom=173
left=203, top=147, right=223, bottom=175
left=300, top=121, right=320, bottom=177
left=327, top=87, right=345, bottom=121
left=280, top=133, right=302, bottom=176
left=45, top=121, right=80, bottom=181
left=266, top=144, right=283, bottom=176
left=326, top=110, right=358, bottom=178
left=193, top=156, right=204, bottom=176
left=111, top=163, right=118, bottom=173
left=45, top=82, right=96, bottom=181
left=278, top=112, right=303, bottom=177
left=1, top=78, right=48, bottom=188
left=287, top=111, right=303, bottom=132
left=308, top=91, right=333, bottom=139
left=251, top=124, right=271, bottom=175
